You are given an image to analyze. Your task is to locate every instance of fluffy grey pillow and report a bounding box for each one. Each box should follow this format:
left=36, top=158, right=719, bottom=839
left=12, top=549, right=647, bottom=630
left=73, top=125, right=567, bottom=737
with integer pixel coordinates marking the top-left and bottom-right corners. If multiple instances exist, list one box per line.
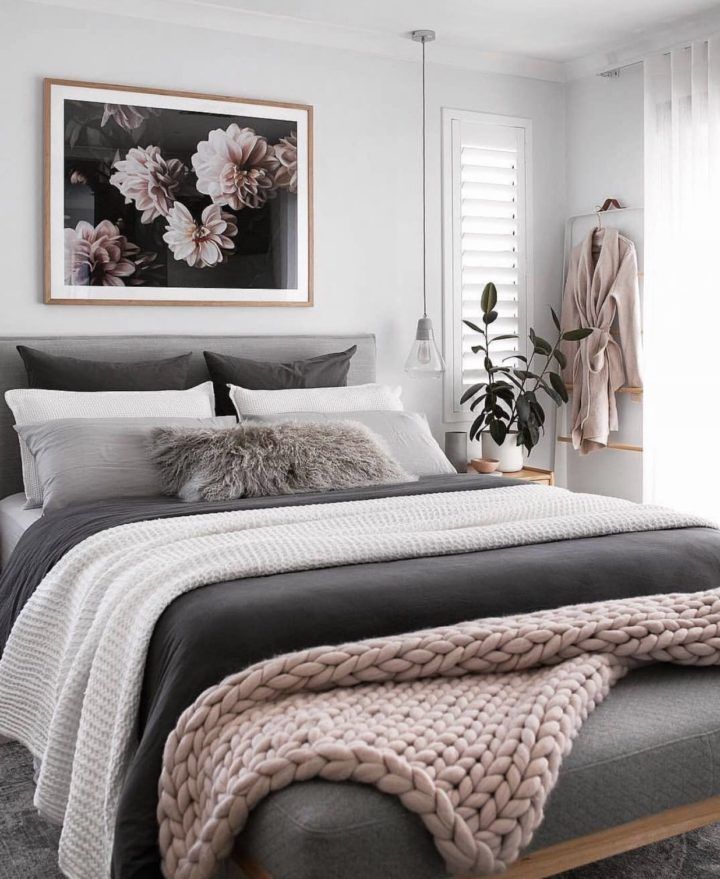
left=150, top=421, right=414, bottom=502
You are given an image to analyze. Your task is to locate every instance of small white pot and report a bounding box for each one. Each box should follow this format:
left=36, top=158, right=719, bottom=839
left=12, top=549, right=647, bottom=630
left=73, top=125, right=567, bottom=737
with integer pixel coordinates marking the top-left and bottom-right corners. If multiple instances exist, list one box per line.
left=481, top=433, right=525, bottom=473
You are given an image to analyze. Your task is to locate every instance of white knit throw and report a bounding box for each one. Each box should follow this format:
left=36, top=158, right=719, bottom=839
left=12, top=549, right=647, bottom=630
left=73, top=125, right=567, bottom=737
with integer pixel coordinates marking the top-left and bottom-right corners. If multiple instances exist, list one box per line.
left=0, top=485, right=709, bottom=879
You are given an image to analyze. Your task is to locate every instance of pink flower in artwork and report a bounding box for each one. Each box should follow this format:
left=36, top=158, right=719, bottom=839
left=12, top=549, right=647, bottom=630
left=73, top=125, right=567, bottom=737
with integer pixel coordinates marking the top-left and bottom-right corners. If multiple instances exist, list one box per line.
left=110, top=145, right=187, bottom=223
left=101, top=104, right=157, bottom=133
left=273, top=132, right=298, bottom=193
left=163, top=203, right=238, bottom=268
left=64, top=220, right=140, bottom=286
left=192, top=124, right=279, bottom=210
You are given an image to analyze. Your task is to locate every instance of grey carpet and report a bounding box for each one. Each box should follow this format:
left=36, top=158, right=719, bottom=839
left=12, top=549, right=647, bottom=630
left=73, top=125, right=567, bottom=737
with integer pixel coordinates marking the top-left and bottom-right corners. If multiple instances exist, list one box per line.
left=1, top=741, right=719, bottom=879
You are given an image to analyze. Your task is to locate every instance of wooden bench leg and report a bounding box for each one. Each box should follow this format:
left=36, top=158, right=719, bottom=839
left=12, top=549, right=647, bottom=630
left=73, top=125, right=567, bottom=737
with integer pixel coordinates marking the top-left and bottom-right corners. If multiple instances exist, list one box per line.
left=503, top=795, right=720, bottom=879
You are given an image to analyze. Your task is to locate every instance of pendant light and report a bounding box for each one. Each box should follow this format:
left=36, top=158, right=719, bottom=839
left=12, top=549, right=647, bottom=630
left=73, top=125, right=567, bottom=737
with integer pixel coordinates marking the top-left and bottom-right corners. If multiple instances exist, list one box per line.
left=405, top=28, right=445, bottom=377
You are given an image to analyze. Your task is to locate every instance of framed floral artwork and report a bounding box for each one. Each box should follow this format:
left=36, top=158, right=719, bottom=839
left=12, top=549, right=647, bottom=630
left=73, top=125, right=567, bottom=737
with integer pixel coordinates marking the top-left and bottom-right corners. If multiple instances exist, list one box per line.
left=44, top=79, right=313, bottom=306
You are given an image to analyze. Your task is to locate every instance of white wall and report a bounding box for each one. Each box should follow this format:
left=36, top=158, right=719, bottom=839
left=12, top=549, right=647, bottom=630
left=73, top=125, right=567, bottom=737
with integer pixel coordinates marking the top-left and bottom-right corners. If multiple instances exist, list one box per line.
left=561, top=66, right=644, bottom=499
left=1, top=2, right=567, bottom=447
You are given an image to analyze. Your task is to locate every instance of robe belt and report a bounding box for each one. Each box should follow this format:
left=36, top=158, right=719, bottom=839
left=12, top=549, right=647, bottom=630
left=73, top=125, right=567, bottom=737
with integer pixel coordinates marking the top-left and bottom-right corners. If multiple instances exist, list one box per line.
left=581, top=326, right=614, bottom=373
left=575, top=327, right=625, bottom=393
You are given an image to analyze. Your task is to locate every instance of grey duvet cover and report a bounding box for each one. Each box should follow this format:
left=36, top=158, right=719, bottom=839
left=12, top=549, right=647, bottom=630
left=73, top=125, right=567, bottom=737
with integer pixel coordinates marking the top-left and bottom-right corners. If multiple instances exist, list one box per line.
left=1, top=474, right=720, bottom=879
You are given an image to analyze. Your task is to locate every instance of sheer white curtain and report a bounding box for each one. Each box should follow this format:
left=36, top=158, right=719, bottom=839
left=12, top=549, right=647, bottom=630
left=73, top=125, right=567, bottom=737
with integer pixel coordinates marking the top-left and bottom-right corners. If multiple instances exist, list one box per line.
left=644, top=40, right=720, bottom=517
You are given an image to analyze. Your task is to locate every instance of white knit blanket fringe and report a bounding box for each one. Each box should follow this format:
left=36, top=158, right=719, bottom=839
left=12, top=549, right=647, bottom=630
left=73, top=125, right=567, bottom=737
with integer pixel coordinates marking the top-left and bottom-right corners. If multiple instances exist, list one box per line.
left=0, top=485, right=710, bottom=879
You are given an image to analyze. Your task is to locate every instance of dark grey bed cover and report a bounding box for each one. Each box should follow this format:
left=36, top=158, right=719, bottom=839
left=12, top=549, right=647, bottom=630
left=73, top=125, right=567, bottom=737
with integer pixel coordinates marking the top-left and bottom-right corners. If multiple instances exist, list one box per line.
left=2, top=474, right=719, bottom=879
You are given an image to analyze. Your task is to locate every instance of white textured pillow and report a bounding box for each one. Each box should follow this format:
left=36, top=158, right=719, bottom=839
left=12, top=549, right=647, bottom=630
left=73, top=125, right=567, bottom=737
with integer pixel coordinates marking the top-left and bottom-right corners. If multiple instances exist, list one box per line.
left=228, top=383, right=403, bottom=417
left=5, top=382, right=215, bottom=507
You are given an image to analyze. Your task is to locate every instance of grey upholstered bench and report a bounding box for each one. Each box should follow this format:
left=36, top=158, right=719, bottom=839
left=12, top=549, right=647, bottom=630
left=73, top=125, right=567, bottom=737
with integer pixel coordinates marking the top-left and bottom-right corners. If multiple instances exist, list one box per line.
left=230, top=664, right=720, bottom=879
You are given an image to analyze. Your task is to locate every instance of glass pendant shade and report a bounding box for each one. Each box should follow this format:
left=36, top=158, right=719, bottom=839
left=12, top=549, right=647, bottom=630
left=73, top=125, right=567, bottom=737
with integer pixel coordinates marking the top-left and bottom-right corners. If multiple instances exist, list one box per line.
left=405, top=317, right=445, bottom=377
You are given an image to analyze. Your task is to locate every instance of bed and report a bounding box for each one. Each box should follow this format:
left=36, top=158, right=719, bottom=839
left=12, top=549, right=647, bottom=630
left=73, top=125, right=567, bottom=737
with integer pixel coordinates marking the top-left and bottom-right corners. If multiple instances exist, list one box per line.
left=1, top=334, right=720, bottom=879
left=0, top=493, right=41, bottom=566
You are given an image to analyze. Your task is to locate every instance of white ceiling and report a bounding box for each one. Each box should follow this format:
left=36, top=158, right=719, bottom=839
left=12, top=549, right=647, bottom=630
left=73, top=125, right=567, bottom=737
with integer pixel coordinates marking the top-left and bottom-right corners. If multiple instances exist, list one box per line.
left=190, top=0, right=720, bottom=63
left=28, top=0, right=720, bottom=79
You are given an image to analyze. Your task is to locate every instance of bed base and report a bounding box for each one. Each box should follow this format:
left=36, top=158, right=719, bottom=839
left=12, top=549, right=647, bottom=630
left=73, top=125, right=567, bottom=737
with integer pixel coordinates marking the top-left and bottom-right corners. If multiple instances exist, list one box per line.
left=230, top=795, right=720, bottom=879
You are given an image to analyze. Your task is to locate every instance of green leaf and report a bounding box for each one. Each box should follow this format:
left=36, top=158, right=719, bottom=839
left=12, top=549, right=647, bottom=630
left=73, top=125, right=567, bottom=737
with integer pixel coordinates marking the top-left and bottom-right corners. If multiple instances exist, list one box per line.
left=529, top=327, right=536, bottom=344
left=484, top=356, right=493, bottom=372
left=495, top=370, right=524, bottom=389
left=469, top=414, right=486, bottom=442
left=516, top=394, right=531, bottom=421
left=502, top=353, right=528, bottom=364
left=551, top=307, right=561, bottom=331
left=533, top=336, right=553, bottom=356
left=489, top=419, right=507, bottom=445
left=489, top=334, right=518, bottom=343
left=553, top=349, right=567, bottom=369
left=459, top=382, right=486, bottom=405
left=470, top=394, right=487, bottom=411
left=513, top=369, right=540, bottom=381
left=529, top=400, right=546, bottom=426
left=471, top=344, right=486, bottom=354
left=562, top=327, right=594, bottom=342
left=481, top=282, right=498, bottom=313
left=549, top=372, right=568, bottom=403
left=540, top=381, right=563, bottom=406
left=463, top=319, right=483, bottom=334
left=69, top=123, right=82, bottom=149
left=85, top=127, right=104, bottom=147
left=482, top=310, right=498, bottom=325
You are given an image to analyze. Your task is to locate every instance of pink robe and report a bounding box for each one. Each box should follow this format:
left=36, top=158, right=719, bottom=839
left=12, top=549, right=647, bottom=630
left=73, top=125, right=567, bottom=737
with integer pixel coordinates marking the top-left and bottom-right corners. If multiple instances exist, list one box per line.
left=560, top=228, right=642, bottom=454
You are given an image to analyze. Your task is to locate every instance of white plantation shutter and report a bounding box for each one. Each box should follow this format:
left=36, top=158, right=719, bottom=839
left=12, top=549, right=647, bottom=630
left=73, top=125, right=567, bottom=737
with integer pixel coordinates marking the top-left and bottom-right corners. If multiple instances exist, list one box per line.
left=442, top=111, right=532, bottom=421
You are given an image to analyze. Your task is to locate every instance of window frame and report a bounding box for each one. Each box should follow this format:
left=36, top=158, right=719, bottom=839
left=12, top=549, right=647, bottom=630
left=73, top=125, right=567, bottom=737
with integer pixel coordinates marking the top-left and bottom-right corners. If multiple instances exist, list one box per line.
left=441, top=108, right=534, bottom=424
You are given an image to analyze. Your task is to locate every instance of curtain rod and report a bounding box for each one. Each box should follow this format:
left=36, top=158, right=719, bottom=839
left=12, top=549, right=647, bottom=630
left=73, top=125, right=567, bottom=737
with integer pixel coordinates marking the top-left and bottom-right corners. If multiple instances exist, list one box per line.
left=598, top=59, right=644, bottom=78
left=597, top=38, right=708, bottom=77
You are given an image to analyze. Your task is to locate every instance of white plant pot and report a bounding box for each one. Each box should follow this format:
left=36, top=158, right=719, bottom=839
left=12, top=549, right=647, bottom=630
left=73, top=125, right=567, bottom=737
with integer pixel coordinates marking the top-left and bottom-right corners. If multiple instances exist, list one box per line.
left=481, top=433, right=525, bottom=473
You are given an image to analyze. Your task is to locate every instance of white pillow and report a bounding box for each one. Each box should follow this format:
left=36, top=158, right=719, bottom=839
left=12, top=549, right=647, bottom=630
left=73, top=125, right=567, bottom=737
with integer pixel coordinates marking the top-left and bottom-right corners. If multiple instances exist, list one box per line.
left=246, top=411, right=455, bottom=478
left=5, top=382, right=215, bottom=507
left=228, top=383, right=403, bottom=417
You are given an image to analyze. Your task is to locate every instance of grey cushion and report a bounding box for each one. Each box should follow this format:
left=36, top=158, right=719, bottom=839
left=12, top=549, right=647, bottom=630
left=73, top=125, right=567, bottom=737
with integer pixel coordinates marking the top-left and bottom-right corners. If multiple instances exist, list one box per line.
left=0, top=335, right=375, bottom=501
left=17, top=346, right=192, bottom=391
left=248, top=411, right=455, bottom=478
left=17, top=416, right=235, bottom=512
left=235, top=665, right=720, bottom=879
left=204, top=347, right=356, bottom=416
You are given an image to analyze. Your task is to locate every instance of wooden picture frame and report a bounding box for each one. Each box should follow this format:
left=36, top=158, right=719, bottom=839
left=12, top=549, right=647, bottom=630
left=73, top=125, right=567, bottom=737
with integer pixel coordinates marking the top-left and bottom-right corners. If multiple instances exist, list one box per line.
left=44, top=78, right=313, bottom=306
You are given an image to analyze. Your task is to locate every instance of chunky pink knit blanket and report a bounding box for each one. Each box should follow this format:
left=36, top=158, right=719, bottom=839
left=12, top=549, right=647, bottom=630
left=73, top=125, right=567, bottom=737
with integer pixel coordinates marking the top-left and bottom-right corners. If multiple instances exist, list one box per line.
left=158, top=589, right=720, bottom=879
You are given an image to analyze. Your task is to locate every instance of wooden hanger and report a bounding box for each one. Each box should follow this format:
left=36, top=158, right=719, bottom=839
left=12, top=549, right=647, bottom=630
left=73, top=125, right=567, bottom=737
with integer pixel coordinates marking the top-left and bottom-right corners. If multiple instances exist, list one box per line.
left=592, top=198, right=624, bottom=250
left=598, top=197, right=623, bottom=212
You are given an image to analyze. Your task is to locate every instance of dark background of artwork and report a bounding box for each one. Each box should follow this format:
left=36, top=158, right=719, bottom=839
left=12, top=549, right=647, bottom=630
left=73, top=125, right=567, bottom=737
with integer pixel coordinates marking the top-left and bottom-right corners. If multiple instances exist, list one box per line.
left=63, top=100, right=298, bottom=290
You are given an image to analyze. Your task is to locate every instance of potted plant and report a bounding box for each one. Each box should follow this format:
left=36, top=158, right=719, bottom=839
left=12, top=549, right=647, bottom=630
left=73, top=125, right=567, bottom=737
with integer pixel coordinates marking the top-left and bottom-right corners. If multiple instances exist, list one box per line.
left=461, top=282, right=592, bottom=472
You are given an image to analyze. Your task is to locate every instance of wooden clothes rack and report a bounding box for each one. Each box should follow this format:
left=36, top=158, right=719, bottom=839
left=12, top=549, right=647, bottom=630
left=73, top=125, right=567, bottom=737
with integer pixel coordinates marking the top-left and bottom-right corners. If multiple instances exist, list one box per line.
left=555, top=203, right=644, bottom=460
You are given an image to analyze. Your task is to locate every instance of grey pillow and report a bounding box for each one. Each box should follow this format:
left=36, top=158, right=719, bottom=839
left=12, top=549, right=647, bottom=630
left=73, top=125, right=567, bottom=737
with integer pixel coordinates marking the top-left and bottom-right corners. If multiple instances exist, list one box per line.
left=16, top=416, right=236, bottom=513
left=203, top=346, right=356, bottom=416
left=243, top=411, right=455, bottom=478
left=150, top=421, right=413, bottom=502
left=17, top=346, right=192, bottom=391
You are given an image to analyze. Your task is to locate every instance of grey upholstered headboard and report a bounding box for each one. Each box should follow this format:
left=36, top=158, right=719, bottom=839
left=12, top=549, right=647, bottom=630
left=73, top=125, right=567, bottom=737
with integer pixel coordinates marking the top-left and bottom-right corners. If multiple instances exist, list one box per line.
left=0, top=334, right=376, bottom=500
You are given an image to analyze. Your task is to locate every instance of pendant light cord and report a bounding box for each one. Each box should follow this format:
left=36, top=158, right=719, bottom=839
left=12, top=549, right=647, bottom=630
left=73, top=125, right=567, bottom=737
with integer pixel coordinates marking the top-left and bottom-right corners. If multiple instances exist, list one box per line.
left=421, top=36, right=428, bottom=318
